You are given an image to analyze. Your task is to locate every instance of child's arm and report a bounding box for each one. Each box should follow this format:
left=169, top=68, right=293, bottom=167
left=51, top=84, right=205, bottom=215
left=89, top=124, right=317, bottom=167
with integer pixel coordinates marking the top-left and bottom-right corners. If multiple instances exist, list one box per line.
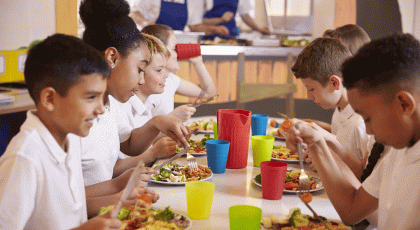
left=113, top=137, right=177, bottom=177
left=167, top=104, right=196, bottom=122
left=189, top=24, right=230, bottom=36
left=176, top=56, right=217, bottom=98
left=309, top=123, right=366, bottom=179
left=288, top=122, right=378, bottom=225
left=0, top=157, right=37, bottom=229
left=86, top=167, right=157, bottom=198
left=302, top=118, right=332, bottom=132
left=120, top=115, right=189, bottom=156
left=203, top=11, right=235, bottom=25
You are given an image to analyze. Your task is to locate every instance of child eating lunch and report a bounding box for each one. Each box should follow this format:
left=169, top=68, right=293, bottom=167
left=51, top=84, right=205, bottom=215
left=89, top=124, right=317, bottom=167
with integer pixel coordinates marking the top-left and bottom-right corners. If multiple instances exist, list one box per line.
left=141, top=24, right=217, bottom=122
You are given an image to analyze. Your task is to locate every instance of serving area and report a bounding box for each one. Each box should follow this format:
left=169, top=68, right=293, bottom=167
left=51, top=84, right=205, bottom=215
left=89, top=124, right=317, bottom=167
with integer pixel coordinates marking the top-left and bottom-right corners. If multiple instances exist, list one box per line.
left=148, top=116, right=343, bottom=229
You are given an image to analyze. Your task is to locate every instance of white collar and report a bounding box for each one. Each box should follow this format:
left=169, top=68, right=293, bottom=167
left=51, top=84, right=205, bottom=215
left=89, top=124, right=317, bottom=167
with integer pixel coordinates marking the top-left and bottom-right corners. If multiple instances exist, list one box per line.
left=129, top=95, right=150, bottom=116
left=405, top=138, right=420, bottom=163
left=336, top=104, right=355, bottom=124
left=23, top=110, right=69, bottom=164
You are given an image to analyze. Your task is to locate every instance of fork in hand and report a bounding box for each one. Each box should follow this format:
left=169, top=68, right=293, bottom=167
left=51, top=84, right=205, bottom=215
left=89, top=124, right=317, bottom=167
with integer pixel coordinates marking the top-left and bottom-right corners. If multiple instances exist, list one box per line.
left=187, top=153, right=199, bottom=172
left=295, top=124, right=310, bottom=193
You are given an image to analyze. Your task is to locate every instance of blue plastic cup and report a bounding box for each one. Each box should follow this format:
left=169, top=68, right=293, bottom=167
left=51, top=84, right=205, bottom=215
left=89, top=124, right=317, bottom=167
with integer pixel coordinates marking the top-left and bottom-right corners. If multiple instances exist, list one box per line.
left=206, top=140, right=230, bottom=174
left=251, top=114, right=269, bottom=136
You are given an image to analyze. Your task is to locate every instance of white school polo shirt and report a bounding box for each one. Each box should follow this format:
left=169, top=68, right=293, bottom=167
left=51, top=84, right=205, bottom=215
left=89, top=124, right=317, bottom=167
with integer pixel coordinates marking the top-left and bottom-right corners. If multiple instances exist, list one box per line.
left=331, top=104, right=371, bottom=162
left=132, top=0, right=206, bottom=27
left=362, top=140, right=420, bottom=230
left=117, top=94, right=154, bottom=159
left=80, top=95, right=120, bottom=186
left=148, top=73, right=181, bottom=117
left=0, top=110, right=87, bottom=230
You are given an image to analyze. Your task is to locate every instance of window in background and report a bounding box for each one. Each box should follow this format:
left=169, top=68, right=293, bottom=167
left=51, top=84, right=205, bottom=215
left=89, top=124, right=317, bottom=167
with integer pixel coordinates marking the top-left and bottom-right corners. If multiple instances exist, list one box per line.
left=265, top=0, right=313, bottom=35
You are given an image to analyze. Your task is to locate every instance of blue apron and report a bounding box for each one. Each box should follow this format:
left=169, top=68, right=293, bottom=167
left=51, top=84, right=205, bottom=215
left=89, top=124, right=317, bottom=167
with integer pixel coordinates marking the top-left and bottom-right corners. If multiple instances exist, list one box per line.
left=156, top=0, right=189, bottom=31
left=202, top=0, right=239, bottom=40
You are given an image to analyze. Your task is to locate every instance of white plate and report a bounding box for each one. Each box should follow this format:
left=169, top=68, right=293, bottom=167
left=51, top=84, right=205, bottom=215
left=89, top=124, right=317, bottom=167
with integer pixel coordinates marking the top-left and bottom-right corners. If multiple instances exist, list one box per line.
left=271, top=157, right=299, bottom=163
left=189, top=151, right=207, bottom=156
left=0, top=94, right=14, bottom=105
left=253, top=175, right=323, bottom=193
left=151, top=173, right=213, bottom=185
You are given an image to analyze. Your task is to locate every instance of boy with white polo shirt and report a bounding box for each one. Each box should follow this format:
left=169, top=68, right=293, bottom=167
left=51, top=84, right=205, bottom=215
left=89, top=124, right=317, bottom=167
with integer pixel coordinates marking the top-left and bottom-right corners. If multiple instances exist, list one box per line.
left=287, top=38, right=371, bottom=178
left=288, top=33, right=420, bottom=229
left=0, top=34, right=152, bottom=229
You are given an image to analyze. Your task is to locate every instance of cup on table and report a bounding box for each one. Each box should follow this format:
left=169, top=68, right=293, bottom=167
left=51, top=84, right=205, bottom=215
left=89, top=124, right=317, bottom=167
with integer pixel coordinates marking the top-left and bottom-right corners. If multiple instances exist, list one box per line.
left=229, top=205, right=262, bottom=230
left=186, top=181, right=215, bottom=219
left=206, top=140, right=230, bottom=174
left=260, top=161, right=288, bottom=200
left=251, top=135, right=275, bottom=167
left=213, top=123, right=218, bottom=140
left=251, top=114, right=269, bottom=136
left=176, top=43, right=201, bottom=60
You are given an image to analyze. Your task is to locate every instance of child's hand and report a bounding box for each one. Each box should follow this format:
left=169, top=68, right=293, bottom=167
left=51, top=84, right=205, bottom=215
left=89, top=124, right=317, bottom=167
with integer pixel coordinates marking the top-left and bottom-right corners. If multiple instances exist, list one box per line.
left=168, top=105, right=196, bottom=122
left=221, top=11, right=234, bottom=22
left=76, top=208, right=121, bottom=230
left=286, top=119, right=323, bottom=152
left=121, top=187, right=159, bottom=206
left=189, top=56, right=203, bottom=65
left=116, top=167, right=158, bottom=190
left=152, top=136, right=177, bottom=159
left=152, top=115, right=190, bottom=148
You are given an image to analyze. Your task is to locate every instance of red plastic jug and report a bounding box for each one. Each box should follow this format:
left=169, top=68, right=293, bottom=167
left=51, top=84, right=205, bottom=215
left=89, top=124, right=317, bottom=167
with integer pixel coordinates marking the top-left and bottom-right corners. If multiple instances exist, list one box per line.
left=217, top=109, right=252, bottom=169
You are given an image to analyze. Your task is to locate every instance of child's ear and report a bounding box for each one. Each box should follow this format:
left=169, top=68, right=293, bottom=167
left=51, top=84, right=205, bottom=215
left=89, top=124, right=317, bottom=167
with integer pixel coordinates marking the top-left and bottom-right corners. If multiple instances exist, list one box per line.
left=104, top=47, right=119, bottom=68
left=39, top=87, right=57, bottom=112
left=329, top=75, right=341, bottom=89
left=396, top=91, right=416, bottom=115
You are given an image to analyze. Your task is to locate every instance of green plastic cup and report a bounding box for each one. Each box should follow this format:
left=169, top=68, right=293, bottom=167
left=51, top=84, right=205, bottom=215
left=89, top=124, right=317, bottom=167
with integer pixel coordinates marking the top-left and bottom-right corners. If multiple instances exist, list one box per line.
left=229, top=205, right=262, bottom=230
left=251, top=135, right=275, bottom=167
left=186, top=181, right=215, bottom=219
left=213, top=123, right=218, bottom=140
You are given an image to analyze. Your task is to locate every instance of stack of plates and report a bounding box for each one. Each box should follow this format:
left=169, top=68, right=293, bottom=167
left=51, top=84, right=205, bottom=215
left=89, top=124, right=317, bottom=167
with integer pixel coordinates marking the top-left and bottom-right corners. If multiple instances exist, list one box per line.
left=0, top=93, right=15, bottom=105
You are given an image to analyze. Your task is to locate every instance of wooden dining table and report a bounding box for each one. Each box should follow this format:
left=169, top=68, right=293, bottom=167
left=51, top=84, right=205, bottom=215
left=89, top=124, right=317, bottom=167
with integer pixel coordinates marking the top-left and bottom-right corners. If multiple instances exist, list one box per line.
left=148, top=116, right=344, bottom=229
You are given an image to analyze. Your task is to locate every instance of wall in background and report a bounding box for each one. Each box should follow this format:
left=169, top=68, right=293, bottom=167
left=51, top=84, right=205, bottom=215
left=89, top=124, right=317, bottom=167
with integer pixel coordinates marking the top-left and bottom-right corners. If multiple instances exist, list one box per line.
left=0, top=0, right=55, bottom=50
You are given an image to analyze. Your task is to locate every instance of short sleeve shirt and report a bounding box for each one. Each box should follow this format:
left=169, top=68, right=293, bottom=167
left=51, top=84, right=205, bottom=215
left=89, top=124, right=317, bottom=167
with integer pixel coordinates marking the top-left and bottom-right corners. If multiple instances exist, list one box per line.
left=80, top=96, right=120, bottom=186
left=148, top=73, right=181, bottom=117
left=362, top=140, right=420, bottom=229
left=0, top=110, right=87, bottom=229
left=132, top=0, right=206, bottom=26
left=330, top=105, right=371, bottom=162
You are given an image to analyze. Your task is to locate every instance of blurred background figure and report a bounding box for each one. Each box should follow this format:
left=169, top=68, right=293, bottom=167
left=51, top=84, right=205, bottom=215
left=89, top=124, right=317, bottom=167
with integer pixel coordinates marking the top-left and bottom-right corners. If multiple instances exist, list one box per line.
left=130, top=0, right=229, bottom=36
left=202, top=0, right=270, bottom=40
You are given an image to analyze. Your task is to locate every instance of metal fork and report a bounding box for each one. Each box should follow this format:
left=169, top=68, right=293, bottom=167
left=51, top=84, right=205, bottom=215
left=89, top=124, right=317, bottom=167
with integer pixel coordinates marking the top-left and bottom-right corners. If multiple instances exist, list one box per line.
left=187, top=153, right=199, bottom=171
left=192, top=94, right=218, bottom=108
left=297, top=192, right=332, bottom=230
left=191, top=85, right=208, bottom=107
left=295, top=124, right=310, bottom=193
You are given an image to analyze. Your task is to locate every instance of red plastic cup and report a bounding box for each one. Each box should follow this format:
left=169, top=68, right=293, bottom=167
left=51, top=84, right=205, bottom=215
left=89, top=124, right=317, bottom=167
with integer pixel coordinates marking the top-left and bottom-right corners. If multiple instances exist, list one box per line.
left=176, top=43, right=201, bottom=60
left=217, top=109, right=252, bottom=169
left=260, top=161, right=288, bottom=200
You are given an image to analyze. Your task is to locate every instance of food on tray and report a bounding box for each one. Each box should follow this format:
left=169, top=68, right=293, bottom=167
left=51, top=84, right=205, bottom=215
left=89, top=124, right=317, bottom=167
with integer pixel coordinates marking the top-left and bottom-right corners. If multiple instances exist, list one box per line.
left=261, top=208, right=349, bottom=229
left=255, top=170, right=321, bottom=192
left=152, top=162, right=212, bottom=182
left=269, top=120, right=292, bottom=138
left=189, top=118, right=216, bottom=131
left=270, top=119, right=280, bottom=128
left=99, top=194, right=190, bottom=230
left=202, top=37, right=239, bottom=45
left=177, top=133, right=213, bottom=154
left=281, top=39, right=311, bottom=47
left=272, top=145, right=298, bottom=160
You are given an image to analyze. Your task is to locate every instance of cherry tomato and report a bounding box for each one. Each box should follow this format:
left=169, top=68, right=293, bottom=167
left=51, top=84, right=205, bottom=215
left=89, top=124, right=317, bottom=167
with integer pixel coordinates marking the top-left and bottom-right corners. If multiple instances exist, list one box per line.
left=138, top=193, right=152, bottom=204
left=281, top=120, right=292, bottom=130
